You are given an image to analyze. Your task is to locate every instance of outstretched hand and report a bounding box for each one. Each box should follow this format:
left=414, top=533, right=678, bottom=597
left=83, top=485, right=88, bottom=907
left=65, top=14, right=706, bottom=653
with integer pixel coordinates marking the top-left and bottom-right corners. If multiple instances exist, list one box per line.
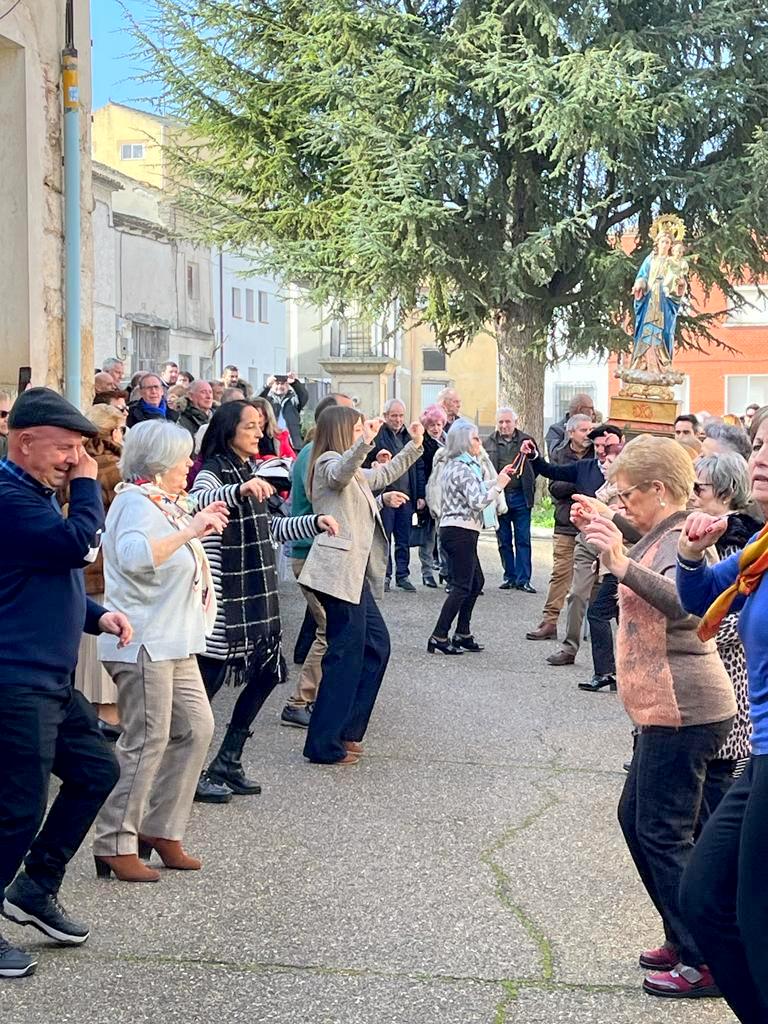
left=679, top=512, right=729, bottom=560
left=520, top=439, right=537, bottom=457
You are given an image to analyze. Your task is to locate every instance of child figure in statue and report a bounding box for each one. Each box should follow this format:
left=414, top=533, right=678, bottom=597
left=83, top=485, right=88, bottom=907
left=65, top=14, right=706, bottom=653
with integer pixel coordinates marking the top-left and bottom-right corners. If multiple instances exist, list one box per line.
left=629, top=231, right=687, bottom=375
left=663, top=240, right=690, bottom=299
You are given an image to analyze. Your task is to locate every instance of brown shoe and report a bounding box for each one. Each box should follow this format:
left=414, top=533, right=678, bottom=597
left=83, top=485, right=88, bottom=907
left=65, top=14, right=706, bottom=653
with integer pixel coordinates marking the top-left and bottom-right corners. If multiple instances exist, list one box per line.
left=94, top=854, right=161, bottom=882
left=138, top=836, right=201, bottom=870
left=344, top=741, right=364, bottom=754
left=336, top=752, right=360, bottom=765
left=526, top=622, right=557, bottom=640
left=546, top=649, right=576, bottom=666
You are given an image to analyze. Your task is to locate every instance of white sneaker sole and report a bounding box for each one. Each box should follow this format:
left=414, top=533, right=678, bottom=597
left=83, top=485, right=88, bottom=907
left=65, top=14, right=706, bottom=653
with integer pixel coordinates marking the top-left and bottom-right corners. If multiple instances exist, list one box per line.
left=0, top=958, right=37, bottom=978
left=2, top=900, right=89, bottom=946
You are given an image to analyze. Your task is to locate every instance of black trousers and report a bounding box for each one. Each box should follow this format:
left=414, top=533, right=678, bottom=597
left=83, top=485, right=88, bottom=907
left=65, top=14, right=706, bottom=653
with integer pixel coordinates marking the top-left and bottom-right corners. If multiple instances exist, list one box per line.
left=617, top=718, right=732, bottom=966
left=681, top=755, right=768, bottom=1024
left=197, top=655, right=279, bottom=731
left=433, top=527, right=484, bottom=639
left=0, top=684, right=119, bottom=898
left=304, top=584, right=390, bottom=764
left=587, top=574, right=618, bottom=676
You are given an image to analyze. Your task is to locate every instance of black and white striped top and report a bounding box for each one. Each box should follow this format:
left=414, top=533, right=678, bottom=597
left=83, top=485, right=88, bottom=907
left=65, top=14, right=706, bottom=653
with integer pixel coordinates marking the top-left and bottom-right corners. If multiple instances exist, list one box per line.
left=191, top=469, right=321, bottom=661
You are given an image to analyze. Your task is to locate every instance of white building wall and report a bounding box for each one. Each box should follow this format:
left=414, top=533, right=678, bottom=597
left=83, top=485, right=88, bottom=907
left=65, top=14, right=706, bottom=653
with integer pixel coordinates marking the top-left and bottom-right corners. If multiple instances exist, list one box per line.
left=544, top=353, right=611, bottom=429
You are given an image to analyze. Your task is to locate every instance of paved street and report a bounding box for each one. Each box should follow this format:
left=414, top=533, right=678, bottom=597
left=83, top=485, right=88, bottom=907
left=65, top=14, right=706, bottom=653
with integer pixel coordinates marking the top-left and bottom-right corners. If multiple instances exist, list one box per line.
left=2, top=537, right=736, bottom=1024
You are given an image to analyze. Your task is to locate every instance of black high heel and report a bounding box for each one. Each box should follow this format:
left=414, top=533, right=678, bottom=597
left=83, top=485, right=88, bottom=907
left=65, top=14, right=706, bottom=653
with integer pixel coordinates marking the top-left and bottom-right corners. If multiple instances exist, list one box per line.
left=452, top=634, right=484, bottom=652
left=427, top=636, right=463, bottom=655
left=578, top=674, right=617, bottom=693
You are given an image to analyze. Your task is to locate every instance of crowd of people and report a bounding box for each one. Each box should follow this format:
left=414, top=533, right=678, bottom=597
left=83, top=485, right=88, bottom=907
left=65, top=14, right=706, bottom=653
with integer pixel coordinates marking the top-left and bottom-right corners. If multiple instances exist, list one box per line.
left=0, top=369, right=766, bottom=1024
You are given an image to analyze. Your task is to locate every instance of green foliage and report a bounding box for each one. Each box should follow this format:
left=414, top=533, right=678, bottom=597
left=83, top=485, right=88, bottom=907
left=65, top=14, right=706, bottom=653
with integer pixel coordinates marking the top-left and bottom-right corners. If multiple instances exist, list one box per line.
left=531, top=496, right=555, bottom=530
left=133, top=0, right=768, bottom=359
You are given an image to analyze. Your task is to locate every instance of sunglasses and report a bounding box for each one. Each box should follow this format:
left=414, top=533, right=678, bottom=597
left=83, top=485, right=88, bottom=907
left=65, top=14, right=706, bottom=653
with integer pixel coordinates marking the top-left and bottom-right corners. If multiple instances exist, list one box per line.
left=692, top=482, right=713, bottom=496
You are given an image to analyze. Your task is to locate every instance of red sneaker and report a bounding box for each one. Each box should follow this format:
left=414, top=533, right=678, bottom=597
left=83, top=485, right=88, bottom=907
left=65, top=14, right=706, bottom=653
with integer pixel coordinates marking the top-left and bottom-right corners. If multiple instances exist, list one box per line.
left=643, top=964, right=721, bottom=999
left=639, top=942, right=678, bottom=970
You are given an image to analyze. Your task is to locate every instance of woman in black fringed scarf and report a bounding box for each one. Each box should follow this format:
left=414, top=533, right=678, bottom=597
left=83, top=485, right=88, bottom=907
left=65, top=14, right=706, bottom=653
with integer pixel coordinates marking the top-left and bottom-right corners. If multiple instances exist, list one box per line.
left=189, top=402, right=338, bottom=801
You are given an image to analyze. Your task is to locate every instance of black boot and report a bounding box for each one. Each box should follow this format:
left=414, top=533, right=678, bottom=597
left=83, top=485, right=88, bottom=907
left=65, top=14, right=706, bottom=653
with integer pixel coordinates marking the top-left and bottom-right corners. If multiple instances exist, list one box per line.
left=205, top=725, right=262, bottom=795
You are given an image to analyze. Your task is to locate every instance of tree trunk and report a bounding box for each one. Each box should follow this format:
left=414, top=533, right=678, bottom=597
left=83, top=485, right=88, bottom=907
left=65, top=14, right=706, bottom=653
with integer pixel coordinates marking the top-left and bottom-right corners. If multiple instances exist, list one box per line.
left=495, top=307, right=547, bottom=446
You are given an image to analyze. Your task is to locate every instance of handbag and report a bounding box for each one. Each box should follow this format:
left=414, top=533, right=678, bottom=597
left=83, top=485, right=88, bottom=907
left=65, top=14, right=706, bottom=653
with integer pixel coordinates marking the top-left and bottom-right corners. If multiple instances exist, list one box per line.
left=409, top=509, right=432, bottom=548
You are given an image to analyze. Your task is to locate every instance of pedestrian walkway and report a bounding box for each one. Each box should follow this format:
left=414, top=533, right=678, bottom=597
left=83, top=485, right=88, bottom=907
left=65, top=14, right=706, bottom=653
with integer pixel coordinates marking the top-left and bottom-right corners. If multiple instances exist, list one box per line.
left=1, top=538, right=735, bottom=1023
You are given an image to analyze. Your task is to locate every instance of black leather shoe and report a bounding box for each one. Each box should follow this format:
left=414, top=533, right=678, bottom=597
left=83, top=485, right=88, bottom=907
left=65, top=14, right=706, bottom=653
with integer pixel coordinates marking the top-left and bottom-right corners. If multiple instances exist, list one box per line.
left=578, top=674, right=617, bottom=693
left=396, top=578, right=417, bottom=592
left=452, top=634, right=485, bottom=652
left=194, top=775, right=233, bottom=803
left=427, top=636, right=463, bottom=655
left=3, top=874, right=89, bottom=945
left=280, top=703, right=313, bottom=729
left=499, top=581, right=515, bottom=590
left=517, top=583, right=537, bottom=594
left=422, top=575, right=438, bottom=588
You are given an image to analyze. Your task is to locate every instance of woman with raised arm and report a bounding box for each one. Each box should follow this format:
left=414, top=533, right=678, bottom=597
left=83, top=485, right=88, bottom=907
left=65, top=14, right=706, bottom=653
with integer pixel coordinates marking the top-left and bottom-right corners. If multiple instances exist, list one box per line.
left=676, top=408, right=768, bottom=1024
left=579, top=435, right=736, bottom=1000
left=299, top=407, right=424, bottom=765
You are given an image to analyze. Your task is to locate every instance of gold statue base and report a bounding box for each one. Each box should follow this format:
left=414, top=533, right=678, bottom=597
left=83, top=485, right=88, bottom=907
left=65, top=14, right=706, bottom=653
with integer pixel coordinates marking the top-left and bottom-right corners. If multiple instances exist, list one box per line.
left=609, top=393, right=681, bottom=438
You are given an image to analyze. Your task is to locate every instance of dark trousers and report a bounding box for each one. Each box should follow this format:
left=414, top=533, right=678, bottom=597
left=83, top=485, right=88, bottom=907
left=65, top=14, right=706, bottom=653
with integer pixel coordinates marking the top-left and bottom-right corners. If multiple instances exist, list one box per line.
left=681, top=755, right=768, bottom=1024
left=496, top=490, right=532, bottom=585
left=587, top=574, right=618, bottom=676
left=618, top=718, right=732, bottom=965
left=0, top=684, right=119, bottom=898
left=303, top=584, right=391, bottom=763
left=198, top=655, right=279, bottom=731
left=381, top=499, right=412, bottom=580
left=293, top=607, right=317, bottom=665
left=433, top=527, right=484, bottom=639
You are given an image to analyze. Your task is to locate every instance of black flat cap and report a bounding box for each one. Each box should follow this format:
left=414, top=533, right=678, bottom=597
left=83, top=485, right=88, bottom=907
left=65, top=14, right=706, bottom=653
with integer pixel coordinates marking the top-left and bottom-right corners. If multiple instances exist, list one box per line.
left=9, top=387, right=99, bottom=437
left=588, top=422, right=624, bottom=441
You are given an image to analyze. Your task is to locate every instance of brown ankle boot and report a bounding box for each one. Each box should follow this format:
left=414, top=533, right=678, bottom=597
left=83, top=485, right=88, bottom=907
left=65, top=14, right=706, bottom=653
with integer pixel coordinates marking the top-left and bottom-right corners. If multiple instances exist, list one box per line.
left=94, top=854, right=161, bottom=882
left=138, top=836, right=202, bottom=870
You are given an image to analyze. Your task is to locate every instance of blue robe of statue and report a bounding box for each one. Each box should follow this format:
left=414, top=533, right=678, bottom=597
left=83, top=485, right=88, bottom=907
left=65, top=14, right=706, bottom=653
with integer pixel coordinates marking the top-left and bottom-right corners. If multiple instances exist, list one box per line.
left=631, top=253, right=680, bottom=372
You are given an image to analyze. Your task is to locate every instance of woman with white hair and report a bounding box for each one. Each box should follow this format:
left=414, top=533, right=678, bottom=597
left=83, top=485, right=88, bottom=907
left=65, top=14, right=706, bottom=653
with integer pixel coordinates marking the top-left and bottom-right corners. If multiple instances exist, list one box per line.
left=92, top=421, right=229, bottom=882
left=428, top=419, right=511, bottom=655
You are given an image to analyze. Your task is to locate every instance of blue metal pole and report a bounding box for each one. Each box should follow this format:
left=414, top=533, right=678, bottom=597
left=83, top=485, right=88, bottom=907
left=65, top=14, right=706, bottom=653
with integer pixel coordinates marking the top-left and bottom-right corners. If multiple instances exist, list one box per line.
left=63, top=49, right=81, bottom=406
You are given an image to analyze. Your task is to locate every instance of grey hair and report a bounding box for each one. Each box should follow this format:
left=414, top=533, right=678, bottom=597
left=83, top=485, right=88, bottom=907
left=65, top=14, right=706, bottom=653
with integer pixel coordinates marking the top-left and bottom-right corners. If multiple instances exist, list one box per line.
left=703, top=422, right=752, bottom=461
left=696, top=452, right=751, bottom=511
left=119, top=420, right=192, bottom=482
left=445, top=417, right=479, bottom=458
left=221, top=387, right=245, bottom=403
left=566, top=413, right=592, bottom=434
left=496, top=407, right=518, bottom=420
left=383, top=398, right=406, bottom=414
left=102, top=356, right=124, bottom=371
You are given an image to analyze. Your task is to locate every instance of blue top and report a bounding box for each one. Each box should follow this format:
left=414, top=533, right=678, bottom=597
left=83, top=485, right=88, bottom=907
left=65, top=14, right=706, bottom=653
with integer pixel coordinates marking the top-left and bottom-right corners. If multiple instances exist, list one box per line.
left=291, top=443, right=314, bottom=558
left=677, top=550, right=768, bottom=755
left=530, top=453, right=606, bottom=498
left=0, top=459, right=107, bottom=688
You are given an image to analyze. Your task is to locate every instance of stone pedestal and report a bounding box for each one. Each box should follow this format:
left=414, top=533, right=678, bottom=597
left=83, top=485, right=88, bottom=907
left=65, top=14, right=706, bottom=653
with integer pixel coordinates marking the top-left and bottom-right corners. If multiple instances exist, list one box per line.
left=319, top=356, right=399, bottom=417
left=608, top=394, right=681, bottom=438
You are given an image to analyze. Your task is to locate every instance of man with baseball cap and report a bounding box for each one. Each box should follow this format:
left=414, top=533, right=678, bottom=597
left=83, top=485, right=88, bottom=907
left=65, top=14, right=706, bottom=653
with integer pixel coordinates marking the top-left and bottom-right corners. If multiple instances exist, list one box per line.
left=0, top=388, right=132, bottom=979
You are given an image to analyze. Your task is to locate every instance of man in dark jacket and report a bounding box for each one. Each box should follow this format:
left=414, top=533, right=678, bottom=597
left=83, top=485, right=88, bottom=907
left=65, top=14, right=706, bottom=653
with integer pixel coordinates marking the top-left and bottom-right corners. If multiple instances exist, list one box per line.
left=526, top=414, right=593, bottom=640
left=483, top=408, right=537, bottom=592
left=259, top=373, right=308, bottom=450
left=365, top=398, right=425, bottom=591
left=0, top=389, right=131, bottom=979
left=544, top=393, right=595, bottom=456
left=126, top=373, right=179, bottom=427
left=177, top=379, right=213, bottom=448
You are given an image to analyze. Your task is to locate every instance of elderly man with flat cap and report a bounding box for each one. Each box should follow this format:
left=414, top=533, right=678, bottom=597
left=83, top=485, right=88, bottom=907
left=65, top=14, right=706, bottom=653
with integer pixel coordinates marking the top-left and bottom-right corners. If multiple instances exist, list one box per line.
left=0, top=388, right=131, bottom=979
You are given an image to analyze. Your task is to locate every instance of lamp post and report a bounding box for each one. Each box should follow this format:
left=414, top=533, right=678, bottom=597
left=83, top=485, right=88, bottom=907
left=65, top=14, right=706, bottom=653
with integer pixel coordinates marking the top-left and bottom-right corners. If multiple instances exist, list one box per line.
left=62, top=0, right=81, bottom=406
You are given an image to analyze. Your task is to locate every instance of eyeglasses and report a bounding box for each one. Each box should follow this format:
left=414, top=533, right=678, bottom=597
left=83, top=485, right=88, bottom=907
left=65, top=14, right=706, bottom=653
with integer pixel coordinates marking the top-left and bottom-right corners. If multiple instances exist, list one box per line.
left=692, top=482, right=713, bottom=496
left=114, top=405, right=128, bottom=414
left=616, top=480, right=652, bottom=502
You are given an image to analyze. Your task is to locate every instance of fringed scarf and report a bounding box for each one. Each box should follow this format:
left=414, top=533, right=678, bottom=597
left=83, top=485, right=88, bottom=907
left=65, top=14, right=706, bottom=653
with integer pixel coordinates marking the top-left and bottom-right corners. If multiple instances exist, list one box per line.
left=199, top=451, right=284, bottom=685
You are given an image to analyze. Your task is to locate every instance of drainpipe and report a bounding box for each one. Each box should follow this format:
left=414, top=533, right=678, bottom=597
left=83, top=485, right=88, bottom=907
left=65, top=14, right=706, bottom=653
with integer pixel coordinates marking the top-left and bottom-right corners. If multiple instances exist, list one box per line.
left=62, top=0, right=81, bottom=405
left=218, top=248, right=225, bottom=374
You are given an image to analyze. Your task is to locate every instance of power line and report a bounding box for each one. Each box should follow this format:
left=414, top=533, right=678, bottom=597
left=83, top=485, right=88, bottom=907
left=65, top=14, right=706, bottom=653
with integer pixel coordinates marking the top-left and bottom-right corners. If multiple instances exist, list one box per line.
left=0, top=0, right=24, bottom=21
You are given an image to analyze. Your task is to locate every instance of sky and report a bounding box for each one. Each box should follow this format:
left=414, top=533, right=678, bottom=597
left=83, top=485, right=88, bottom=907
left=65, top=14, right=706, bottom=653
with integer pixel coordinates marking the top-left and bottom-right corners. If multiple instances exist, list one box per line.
left=91, top=0, right=158, bottom=112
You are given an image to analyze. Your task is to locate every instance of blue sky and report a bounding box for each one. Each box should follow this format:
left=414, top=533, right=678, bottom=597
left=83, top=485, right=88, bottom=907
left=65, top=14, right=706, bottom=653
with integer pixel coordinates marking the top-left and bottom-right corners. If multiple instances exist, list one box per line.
left=91, top=0, right=157, bottom=111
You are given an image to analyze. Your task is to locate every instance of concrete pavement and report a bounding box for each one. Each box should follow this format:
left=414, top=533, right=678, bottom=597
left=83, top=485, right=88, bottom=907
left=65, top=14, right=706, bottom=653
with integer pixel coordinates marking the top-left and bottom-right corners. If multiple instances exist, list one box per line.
left=1, top=537, right=736, bottom=1023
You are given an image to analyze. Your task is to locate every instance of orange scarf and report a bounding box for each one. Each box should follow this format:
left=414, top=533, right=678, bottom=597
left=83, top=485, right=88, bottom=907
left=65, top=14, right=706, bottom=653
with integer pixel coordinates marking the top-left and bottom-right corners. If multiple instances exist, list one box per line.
left=697, top=523, right=768, bottom=641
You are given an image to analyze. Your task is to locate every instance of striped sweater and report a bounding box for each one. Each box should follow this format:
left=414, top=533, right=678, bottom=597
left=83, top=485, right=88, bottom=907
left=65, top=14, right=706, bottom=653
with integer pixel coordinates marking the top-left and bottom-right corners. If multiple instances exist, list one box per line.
left=437, top=458, right=504, bottom=532
left=191, top=468, right=321, bottom=661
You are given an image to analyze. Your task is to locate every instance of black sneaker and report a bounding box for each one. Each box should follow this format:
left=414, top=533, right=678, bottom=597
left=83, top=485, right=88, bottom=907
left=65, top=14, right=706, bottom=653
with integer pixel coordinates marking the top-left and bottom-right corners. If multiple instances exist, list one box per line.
left=194, top=774, right=233, bottom=803
left=396, top=578, right=417, bottom=592
left=280, top=703, right=313, bottom=729
left=0, top=936, right=37, bottom=978
left=3, top=874, right=89, bottom=946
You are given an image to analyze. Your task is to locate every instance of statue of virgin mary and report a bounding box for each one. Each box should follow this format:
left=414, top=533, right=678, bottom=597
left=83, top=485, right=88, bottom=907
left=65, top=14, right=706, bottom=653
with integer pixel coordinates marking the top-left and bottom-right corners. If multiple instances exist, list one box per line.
left=629, top=226, right=688, bottom=374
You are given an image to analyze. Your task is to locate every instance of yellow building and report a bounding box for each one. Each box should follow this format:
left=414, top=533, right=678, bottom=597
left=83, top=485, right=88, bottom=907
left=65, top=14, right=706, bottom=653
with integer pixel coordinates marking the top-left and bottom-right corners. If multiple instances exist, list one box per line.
left=92, top=102, right=179, bottom=189
left=400, top=320, right=499, bottom=430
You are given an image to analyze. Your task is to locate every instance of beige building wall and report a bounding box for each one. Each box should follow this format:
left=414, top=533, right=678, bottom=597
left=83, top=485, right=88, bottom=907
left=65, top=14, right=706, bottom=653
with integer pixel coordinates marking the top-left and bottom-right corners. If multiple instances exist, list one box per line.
left=92, top=102, right=173, bottom=190
left=0, top=0, right=93, bottom=396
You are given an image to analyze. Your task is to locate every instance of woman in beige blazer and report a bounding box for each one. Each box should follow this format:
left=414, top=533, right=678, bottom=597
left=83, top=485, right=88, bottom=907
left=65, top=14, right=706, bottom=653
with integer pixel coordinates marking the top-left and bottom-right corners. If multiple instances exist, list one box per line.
left=299, top=406, right=424, bottom=763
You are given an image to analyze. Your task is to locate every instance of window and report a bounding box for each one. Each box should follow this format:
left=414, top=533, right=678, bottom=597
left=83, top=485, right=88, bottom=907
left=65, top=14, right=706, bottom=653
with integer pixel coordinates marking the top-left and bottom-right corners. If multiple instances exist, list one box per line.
left=245, top=288, right=255, bottom=322
left=553, top=382, right=597, bottom=422
left=120, top=142, right=145, bottom=161
left=178, top=353, right=193, bottom=373
left=231, top=287, right=242, bottom=318
left=258, top=290, right=269, bottom=323
left=248, top=367, right=261, bottom=388
left=725, top=375, right=768, bottom=413
left=421, top=382, right=444, bottom=409
left=726, top=286, right=768, bottom=326
left=186, top=262, right=199, bottom=300
left=130, top=323, right=169, bottom=373
left=422, top=348, right=447, bottom=372
left=199, top=356, right=214, bottom=380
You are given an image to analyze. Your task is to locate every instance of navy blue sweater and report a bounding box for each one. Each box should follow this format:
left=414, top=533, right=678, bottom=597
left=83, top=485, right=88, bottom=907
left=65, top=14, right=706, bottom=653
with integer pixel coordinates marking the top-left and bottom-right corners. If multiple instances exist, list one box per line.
left=530, top=453, right=607, bottom=498
left=0, top=462, right=106, bottom=688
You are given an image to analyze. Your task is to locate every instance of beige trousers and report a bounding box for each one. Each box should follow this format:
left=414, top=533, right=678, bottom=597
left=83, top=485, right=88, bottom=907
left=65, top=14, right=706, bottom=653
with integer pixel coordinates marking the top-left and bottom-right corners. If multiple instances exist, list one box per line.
left=93, top=649, right=214, bottom=856
left=561, top=537, right=601, bottom=654
left=540, top=534, right=577, bottom=624
left=286, top=558, right=327, bottom=707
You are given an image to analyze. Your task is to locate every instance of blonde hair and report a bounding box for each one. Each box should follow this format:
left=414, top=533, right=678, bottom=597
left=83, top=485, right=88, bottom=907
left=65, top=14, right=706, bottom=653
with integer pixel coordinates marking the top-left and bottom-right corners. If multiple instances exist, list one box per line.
left=86, top=404, right=125, bottom=438
left=608, top=434, right=694, bottom=503
left=307, top=405, right=364, bottom=494
left=676, top=435, right=703, bottom=460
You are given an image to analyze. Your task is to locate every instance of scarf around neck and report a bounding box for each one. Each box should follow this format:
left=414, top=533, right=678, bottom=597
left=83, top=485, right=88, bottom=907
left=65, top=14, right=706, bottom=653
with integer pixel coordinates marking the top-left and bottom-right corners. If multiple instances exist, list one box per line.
left=457, top=452, right=496, bottom=529
left=698, top=521, right=768, bottom=641
left=140, top=397, right=168, bottom=418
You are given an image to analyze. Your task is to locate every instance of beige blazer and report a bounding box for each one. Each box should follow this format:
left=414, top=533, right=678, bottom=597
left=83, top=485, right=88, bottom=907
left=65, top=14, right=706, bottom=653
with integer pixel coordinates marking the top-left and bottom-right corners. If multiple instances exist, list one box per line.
left=298, top=435, right=424, bottom=604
